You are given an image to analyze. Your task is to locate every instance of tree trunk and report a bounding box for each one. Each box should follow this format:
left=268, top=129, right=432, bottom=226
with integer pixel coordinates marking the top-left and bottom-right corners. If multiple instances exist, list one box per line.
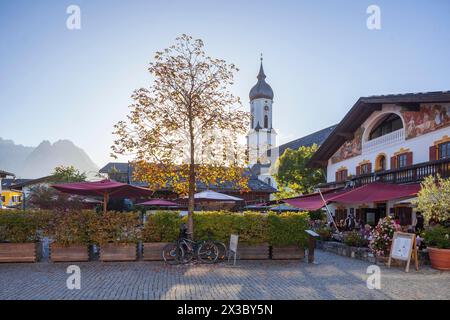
left=187, top=106, right=195, bottom=239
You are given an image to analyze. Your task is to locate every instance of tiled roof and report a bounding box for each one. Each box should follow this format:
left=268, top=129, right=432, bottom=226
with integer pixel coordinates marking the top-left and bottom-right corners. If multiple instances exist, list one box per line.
left=0, top=170, right=14, bottom=178
left=1, top=178, right=31, bottom=190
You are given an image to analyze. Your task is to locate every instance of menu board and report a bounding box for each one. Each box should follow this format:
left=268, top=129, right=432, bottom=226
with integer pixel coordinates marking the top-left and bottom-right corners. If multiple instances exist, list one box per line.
left=391, top=235, right=413, bottom=261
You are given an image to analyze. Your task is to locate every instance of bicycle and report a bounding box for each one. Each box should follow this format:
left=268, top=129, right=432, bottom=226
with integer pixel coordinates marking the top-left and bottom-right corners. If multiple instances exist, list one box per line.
left=162, top=224, right=219, bottom=265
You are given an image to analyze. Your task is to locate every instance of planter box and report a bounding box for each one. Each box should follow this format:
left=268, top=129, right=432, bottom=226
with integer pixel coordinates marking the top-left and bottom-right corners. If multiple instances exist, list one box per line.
left=50, top=244, right=89, bottom=262
left=0, top=243, right=39, bottom=263
left=99, top=243, right=137, bottom=261
left=428, top=247, right=450, bottom=271
left=237, top=243, right=269, bottom=260
left=142, top=242, right=169, bottom=261
left=272, top=246, right=305, bottom=260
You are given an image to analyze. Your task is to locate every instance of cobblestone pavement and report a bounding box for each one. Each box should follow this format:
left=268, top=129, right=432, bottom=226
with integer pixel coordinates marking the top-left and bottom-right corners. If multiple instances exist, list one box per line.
left=0, top=250, right=449, bottom=300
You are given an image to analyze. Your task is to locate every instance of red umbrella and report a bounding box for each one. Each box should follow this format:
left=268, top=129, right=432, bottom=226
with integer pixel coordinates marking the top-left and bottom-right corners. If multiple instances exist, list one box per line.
left=52, top=179, right=154, bottom=214
left=137, top=199, right=179, bottom=207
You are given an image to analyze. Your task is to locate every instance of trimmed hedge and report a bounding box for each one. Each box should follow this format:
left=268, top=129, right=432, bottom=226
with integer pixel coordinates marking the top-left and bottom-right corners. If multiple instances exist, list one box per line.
left=143, top=210, right=309, bottom=247
left=0, top=210, right=51, bottom=243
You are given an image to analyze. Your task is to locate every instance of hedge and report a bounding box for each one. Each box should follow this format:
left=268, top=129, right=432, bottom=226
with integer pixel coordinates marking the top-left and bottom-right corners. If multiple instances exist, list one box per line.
left=143, top=211, right=309, bottom=247
left=0, top=210, right=310, bottom=247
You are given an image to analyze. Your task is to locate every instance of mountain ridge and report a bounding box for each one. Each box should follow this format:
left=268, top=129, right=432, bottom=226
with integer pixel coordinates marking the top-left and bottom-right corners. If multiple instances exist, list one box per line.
left=0, top=138, right=99, bottom=178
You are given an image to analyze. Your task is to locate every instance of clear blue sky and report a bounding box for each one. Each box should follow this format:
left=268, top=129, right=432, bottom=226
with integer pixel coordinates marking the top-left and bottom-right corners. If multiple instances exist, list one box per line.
left=1, top=0, right=450, bottom=167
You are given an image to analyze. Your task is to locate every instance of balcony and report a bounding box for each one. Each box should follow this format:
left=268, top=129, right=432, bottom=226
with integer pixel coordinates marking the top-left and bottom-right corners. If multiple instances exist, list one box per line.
left=320, top=158, right=450, bottom=189
left=362, top=129, right=405, bottom=154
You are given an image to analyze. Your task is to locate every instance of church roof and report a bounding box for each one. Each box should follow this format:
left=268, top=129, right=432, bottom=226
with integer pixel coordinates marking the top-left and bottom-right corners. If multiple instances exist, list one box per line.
left=249, top=61, right=274, bottom=101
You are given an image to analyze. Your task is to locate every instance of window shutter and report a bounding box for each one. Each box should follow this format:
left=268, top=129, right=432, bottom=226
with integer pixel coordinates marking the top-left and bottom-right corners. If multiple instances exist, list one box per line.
left=429, top=145, right=437, bottom=161
left=367, top=163, right=372, bottom=173
left=343, top=169, right=348, bottom=180
left=335, top=171, right=339, bottom=182
left=356, top=166, right=361, bottom=175
left=406, top=152, right=413, bottom=166
left=390, top=156, right=396, bottom=169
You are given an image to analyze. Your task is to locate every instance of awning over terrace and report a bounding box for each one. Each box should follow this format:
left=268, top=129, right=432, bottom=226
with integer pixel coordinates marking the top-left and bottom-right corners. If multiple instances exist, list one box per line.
left=52, top=179, right=154, bottom=214
left=283, top=182, right=421, bottom=210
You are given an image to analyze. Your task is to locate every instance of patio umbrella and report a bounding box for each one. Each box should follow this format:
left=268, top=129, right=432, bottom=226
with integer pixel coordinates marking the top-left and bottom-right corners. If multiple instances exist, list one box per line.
left=137, top=199, right=179, bottom=207
left=52, top=179, right=154, bottom=214
left=194, top=190, right=243, bottom=202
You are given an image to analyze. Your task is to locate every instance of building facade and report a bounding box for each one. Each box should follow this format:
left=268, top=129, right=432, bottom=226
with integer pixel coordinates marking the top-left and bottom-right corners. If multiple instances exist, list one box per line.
left=308, top=91, right=450, bottom=227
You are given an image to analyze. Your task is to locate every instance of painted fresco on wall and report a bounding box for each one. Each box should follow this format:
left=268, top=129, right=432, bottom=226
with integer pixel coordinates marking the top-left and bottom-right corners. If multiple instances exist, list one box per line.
left=331, top=127, right=364, bottom=164
left=402, top=104, right=450, bottom=139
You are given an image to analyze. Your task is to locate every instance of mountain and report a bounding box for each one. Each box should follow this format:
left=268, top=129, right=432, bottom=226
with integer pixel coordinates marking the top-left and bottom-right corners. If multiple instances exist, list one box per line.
left=0, top=138, right=99, bottom=178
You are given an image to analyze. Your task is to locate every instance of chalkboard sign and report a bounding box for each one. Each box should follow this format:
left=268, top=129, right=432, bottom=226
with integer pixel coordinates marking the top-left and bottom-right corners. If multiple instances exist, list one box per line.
left=388, top=232, right=418, bottom=272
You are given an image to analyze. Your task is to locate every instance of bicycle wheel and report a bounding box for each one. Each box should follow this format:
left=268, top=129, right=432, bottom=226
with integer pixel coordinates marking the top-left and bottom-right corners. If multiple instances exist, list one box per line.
left=214, top=241, right=228, bottom=261
left=179, top=241, right=195, bottom=264
left=162, top=243, right=184, bottom=265
left=197, top=241, right=219, bottom=264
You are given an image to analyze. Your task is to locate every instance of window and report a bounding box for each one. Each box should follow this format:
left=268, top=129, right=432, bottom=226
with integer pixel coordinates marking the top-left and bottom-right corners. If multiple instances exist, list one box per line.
left=395, top=207, right=412, bottom=225
left=336, top=169, right=348, bottom=182
left=438, top=141, right=450, bottom=159
left=376, top=154, right=386, bottom=171
left=335, top=208, right=347, bottom=223
left=369, top=114, right=403, bottom=140
left=361, top=163, right=371, bottom=174
left=251, top=115, right=254, bottom=128
left=397, top=154, right=408, bottom=168
left=1, top=196, right=5, bottom=203
left=264, top=115, right=268, bottom=128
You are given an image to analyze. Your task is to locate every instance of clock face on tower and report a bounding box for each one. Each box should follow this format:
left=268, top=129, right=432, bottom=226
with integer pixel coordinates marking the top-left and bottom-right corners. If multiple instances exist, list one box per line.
left=264, top=105, right=269, bottom=111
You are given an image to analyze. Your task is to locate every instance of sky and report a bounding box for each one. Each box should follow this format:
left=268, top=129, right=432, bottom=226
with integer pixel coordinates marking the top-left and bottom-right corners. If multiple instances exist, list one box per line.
left=1, top=0, right=450, bottom=167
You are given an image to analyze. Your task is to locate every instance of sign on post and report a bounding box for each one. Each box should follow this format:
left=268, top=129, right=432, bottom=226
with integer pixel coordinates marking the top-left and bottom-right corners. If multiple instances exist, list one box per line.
left=388, top=232, right=419, bottom=272
left=305, top=230, right=320, bottom=264
left=228, top=234, right=239, bottom=265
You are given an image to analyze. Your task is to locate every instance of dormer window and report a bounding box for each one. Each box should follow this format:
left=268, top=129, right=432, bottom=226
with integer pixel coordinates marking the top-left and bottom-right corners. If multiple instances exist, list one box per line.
left=369, top=114, right=403, bottom=140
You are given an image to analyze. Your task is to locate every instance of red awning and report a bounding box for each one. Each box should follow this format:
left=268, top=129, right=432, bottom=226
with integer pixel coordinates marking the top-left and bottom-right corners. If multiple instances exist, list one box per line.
left=138, top=199, right=179, bottom=207
left=283, top=183, right=421, bottom=209
left=52, top=179, right=154, bottom=198
left=283, top=189, right=348, bottom=210
left=330, top=182, right=421, bottom=204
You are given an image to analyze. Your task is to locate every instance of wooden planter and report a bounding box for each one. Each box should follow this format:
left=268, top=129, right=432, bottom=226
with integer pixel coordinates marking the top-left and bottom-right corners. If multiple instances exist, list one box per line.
left=428, top=247, right=450, bottom=271
left=0, top=243, right=39, bottom=263
left=272, top=246, right=305, bottom=260
left=237, top=243, right=269, bottom=260
left=142, top=242, right=170, bottom=261
left=50, top=244, right=89, bottom=262
left=99, top=243, right=137, bottom=261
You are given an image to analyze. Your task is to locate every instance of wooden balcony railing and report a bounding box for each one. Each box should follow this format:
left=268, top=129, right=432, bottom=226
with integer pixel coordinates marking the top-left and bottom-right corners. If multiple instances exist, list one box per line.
left=319, top=158, right=450, bottom=189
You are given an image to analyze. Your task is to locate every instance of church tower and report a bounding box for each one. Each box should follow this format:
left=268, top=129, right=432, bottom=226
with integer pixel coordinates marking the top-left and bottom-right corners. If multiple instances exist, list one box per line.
left=247, top=57, right=277, bottom=167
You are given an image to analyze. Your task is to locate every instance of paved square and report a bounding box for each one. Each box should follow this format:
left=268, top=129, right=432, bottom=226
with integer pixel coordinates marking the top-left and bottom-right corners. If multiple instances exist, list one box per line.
left=0, top=250, right=449, bottom=300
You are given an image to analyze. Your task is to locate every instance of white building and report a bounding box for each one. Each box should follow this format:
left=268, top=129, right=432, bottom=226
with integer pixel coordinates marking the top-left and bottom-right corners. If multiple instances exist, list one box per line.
left=304, top=91, right=450, bottom=227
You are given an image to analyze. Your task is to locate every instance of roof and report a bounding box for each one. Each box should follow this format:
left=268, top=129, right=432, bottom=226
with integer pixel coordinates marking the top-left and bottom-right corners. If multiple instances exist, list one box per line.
left=100, top=162, right=277, bottom=194
left=1, top=178, right=31, bottom=190
left=0, top=170, right=14, bottom=178
left=249, top=61, right=274, bottom=101
left=274, top=125, right=337, bottom=157
left=309, top=91, right=450, bottom=167
left=194, top=190, right=244, bottom=201
left=8, top=176, right=54, bottom=190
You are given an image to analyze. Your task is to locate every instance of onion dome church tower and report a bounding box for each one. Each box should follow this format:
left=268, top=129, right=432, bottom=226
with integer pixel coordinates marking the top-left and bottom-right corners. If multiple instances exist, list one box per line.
left=247, top=56, right=278, bottom=168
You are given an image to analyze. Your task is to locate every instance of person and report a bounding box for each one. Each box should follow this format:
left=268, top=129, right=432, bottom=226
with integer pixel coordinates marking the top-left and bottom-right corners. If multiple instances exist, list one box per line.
left=415, top=211, right=424, bottom=233
left=344, top=214, right=356, bottom=231
left=361, top=224, right=372, bottom=241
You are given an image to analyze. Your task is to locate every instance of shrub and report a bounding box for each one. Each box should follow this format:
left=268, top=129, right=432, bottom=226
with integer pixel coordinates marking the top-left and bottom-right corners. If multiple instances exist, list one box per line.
left=315, top=226, right=333, bottom=241
left=190, top=211, right=268, bottom=245
left=142, top=211, right=181, bottom=242
left=369, top=216, right=401, bottom=256
left=90, top=211, right=140, bottom=244
left=417, top=175, right=450, bottom=223
left=268, top=212, right=309, bottom=247
left=343, top=231, right=368, bottom=247
left=423, top=225, right=450, bottom=249
left=44, top=210, right=95, bottom=246
left=0, top=210, right=50, bottom=243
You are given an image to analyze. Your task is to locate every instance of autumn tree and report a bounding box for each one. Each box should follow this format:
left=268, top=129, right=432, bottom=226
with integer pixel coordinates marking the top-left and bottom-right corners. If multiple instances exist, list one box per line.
left=273, top=144, right=325, bottom=199
left=112, top=34, right=250, bottom=237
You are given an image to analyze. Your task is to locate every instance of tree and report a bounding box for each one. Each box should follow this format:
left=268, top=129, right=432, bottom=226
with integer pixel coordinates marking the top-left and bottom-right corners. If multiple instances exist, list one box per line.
left=273, top=144, right=325, bottom=199
left=51, top=165, right=87, bottom=183
left=112, top=34, right=249, bottom=237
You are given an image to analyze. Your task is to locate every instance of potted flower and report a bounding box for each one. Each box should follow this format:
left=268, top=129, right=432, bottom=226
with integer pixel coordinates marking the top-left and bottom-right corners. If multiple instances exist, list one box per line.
left=91, top=212, right=140, bottom=261
left=0, top=211, right=46, bottom=263
left=46, top=211, right=93, bottom=262
left=369, top=216, right=401, bottom=263
left=417, top=175, right=450, bottom=270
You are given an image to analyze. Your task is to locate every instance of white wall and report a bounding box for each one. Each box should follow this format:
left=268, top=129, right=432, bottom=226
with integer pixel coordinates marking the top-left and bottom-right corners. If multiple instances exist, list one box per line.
left=326, top=104, right=450, bottom=182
